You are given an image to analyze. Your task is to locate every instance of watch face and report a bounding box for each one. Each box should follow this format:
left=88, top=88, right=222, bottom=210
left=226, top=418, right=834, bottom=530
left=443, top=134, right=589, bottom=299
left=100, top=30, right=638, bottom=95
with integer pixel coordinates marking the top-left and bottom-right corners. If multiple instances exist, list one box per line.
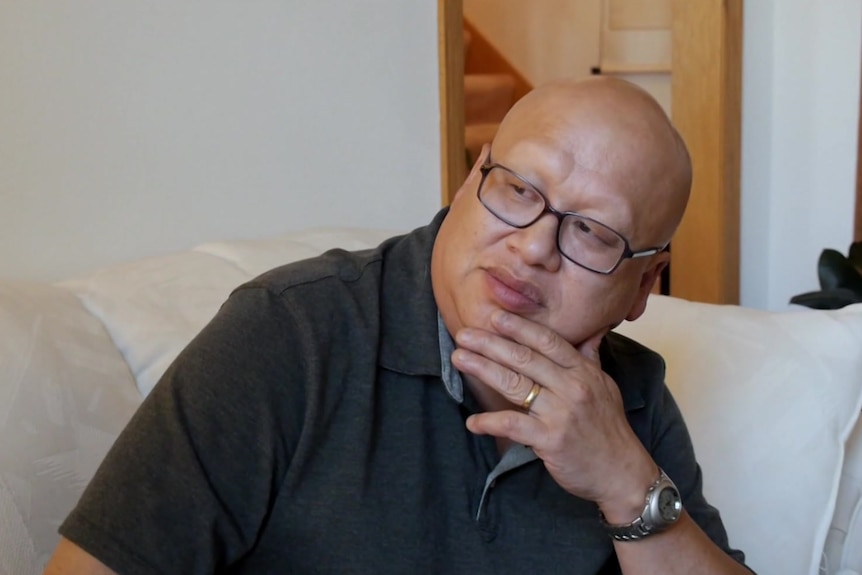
left=658, top=487, right=682, bottom=522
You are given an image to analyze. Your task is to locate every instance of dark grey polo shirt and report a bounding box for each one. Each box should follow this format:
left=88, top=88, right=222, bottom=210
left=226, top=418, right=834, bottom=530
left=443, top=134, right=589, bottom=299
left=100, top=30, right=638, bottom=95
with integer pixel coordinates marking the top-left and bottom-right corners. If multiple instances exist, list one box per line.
left=61, top=209, right=747, bottom=574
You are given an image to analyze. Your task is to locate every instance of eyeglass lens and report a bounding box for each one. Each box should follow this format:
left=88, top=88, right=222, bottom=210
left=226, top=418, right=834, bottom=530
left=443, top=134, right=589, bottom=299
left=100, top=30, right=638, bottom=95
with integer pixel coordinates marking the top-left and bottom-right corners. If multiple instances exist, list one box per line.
left=479, top=166, right=626, bottom=273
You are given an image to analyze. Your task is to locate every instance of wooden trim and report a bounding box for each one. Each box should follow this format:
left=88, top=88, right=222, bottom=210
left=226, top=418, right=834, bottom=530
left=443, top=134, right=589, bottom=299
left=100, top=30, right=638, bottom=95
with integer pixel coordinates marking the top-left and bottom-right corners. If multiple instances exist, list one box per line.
left=608, top=0, right=673, bottom=31
left=855, top=44, right=862, bottom=241
left=463, top=18, right=533, bottom=103
left=438, top=0, right=465, bottom=206
left=598, top=62, right=672, bottom=75
left=669, top=0, right=742, bottom=304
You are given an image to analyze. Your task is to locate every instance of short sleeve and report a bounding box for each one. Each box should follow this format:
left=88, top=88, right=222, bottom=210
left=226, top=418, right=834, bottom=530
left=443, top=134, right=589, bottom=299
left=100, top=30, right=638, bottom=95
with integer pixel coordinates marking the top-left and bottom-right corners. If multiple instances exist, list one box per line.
left=59, top=286, right=306, bottom=575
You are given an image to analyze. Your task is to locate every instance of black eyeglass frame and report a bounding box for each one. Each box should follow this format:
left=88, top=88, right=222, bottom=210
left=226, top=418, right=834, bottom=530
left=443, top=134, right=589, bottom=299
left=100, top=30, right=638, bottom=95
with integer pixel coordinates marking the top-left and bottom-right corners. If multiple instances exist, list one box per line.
left=477, top=162, right=668, bottom=275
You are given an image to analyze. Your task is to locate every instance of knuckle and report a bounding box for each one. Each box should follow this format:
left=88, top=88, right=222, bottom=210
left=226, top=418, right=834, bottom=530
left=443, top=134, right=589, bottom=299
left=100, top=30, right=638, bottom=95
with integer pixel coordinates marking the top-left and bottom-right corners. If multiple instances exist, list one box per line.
left=500, top=369, right=526, bottom=395
left=501, top=412, right=521, bottom=434
left=537, top=330, right=559, bottom=355
left=568, top=380, right=592, bottom=403
left=509, top=344, right=533, bottom=367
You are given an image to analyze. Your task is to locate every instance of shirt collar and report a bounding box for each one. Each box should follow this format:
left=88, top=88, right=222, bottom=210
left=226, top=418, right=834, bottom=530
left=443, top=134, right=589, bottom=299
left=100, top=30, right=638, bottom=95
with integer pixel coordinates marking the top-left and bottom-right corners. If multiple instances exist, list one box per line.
left=438, top=313, right=464, bottom=402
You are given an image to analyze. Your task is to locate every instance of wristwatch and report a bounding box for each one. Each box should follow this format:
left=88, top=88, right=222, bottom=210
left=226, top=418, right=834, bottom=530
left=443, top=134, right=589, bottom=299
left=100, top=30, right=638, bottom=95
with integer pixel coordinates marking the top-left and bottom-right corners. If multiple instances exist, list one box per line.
left=599, top=468, right=682, bottom=541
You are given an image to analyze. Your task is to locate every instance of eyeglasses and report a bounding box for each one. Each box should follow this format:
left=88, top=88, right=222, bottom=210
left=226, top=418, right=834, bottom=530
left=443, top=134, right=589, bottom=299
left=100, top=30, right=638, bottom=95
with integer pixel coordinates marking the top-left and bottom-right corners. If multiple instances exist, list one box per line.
left=477, top=162, right=667, bottom=274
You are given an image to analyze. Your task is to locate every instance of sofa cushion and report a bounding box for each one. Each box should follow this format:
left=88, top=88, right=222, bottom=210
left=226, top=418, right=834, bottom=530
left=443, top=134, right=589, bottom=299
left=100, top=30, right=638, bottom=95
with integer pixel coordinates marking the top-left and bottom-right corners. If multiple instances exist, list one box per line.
left=825, top=417, right=862, bottom=573
left=192, top=227, right=399, bottom=276
left=60, top=228, right=396, bottom=397
left=0, top=281, right=142, bottom=573
left=615, top=296, right=862, bottom=575
left=60, top=252, right=252, bottom=397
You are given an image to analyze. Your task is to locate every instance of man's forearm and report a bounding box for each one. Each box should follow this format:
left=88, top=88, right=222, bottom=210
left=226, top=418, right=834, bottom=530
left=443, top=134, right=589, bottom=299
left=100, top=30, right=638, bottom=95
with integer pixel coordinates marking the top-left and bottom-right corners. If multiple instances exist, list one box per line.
left=613, top=511, right=753, bottom=575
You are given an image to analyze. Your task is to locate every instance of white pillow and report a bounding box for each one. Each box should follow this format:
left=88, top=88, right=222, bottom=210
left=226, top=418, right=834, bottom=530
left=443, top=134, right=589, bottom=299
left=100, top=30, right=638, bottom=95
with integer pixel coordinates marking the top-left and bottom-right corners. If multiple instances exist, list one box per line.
left=0, top=281, right=142, bottom=573
left=193, top=227, right=398, bottom=276
left=615, top=296, right=862, bottom=575
left=59, top=252, right=252, bottom=397
left=60, top=228, right=397, bottom=397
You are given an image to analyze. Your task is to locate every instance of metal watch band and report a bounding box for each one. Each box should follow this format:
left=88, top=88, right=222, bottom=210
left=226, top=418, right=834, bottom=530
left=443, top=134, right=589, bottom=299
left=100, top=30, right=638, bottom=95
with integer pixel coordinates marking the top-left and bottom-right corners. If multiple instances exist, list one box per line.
left=601, top=516, right=655, bottom=541
left=598, top=468, right=681, bottom=541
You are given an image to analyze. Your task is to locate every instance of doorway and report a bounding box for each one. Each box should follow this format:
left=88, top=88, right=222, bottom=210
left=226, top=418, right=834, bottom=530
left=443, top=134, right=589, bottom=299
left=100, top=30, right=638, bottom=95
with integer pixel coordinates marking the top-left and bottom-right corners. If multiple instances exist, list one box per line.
left=438, top=0, right=743, bottom=305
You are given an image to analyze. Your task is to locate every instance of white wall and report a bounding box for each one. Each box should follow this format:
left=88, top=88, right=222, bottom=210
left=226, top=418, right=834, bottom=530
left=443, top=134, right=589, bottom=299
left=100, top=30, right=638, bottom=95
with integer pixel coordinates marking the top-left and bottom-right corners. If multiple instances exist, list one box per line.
left=463, top=0, right=600, bottom=86
left=741, top=0, right=862, bottom=309
left=0, top=1, right=440, bottom=281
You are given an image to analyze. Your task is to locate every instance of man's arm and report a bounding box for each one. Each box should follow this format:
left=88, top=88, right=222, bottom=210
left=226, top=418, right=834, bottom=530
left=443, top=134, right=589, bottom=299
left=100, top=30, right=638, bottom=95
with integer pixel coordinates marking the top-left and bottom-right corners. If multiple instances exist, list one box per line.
left=43, top=538, right=119, bottom=575
left=612, top=513, right=751, bottom=575
left=47, top=286, right=307, bottom=574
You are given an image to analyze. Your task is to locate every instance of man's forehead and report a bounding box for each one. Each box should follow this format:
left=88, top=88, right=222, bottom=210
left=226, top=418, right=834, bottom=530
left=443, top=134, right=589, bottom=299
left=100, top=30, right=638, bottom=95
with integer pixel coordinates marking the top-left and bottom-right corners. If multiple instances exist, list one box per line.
left=489, top=79, right=688, bottom=246
left=492, top=138, right=570, bottom=182
left=492, top=132, right=625, bottom=197
left=492, top=137, right=639, bottom=237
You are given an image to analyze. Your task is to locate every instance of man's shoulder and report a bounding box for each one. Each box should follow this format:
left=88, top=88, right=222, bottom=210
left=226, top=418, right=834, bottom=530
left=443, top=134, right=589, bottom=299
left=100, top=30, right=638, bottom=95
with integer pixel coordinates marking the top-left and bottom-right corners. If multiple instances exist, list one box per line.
left=213, top=245, right=393, bottom=353
left=602, top=330, right=667, bottom=408
left=241, top=244, right=386, bottom=299
left=604, top=330, right=664, bottom=364
left=230, top=214, right=442, bottom=305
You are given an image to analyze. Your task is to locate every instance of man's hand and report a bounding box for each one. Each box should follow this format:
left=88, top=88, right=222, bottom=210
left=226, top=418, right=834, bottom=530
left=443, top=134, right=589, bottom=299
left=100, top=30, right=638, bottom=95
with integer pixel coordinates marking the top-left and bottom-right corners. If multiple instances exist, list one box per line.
left=451, top=309, right=656, bottom=523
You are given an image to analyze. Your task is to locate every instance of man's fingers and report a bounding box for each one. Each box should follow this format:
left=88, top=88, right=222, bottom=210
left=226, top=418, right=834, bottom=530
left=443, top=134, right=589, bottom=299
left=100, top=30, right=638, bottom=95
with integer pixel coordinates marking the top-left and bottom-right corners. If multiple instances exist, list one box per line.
left=454, top=323, right=567, bottom=407
left=451, top=347, right=546, bottom=411
left=489, top=311, right=576, bottom=366
left=466, top=410, right=546, bottom=445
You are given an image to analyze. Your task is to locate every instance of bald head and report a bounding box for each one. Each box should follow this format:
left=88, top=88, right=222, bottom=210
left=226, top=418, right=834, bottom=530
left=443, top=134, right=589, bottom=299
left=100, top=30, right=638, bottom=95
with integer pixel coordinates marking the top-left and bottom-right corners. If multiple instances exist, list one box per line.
left=431, top=77, right=690, bottom=349
left=492, top=77, right=691, bottom=246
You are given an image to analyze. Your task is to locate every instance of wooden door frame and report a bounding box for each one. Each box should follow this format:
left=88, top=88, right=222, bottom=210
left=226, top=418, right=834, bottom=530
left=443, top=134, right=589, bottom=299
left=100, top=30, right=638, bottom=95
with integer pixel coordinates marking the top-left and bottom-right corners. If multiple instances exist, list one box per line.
left=438, top=0, right=466, bottom=207
left=855, top=43, right=862, bottom=242
left=669, top=0, right=742, bottom=304
left=438, top=0, right=743, bottom=305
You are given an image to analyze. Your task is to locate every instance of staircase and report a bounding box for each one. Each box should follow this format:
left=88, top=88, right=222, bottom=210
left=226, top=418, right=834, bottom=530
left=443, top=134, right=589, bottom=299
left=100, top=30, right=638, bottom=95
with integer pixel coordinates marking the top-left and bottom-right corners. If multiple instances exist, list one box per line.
left=462, top=21, right=532, bottom=167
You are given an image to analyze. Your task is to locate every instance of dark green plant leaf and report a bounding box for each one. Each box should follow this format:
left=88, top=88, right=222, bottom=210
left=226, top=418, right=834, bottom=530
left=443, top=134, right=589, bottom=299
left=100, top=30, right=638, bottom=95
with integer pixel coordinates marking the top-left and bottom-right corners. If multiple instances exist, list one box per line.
left=818, top=248, right=862, bottom=293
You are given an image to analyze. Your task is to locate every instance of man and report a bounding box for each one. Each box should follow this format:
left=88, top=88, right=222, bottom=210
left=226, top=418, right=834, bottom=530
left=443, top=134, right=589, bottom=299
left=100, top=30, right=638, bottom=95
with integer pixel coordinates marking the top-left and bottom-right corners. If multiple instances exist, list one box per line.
left=45, top=77, right=752, bottom=574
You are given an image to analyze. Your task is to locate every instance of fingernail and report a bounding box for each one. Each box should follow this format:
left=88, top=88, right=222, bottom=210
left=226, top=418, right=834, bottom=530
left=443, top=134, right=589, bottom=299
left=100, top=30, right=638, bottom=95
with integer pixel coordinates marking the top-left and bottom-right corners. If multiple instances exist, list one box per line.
left=454, top=348, right=477, bottom=367
left=456, top=329, right=474, bottom=345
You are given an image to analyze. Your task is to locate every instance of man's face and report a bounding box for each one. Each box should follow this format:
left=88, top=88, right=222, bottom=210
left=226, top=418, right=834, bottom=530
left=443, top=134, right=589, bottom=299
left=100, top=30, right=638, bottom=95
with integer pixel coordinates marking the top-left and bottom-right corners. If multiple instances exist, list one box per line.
left=431, top=132, right=666, bottom=346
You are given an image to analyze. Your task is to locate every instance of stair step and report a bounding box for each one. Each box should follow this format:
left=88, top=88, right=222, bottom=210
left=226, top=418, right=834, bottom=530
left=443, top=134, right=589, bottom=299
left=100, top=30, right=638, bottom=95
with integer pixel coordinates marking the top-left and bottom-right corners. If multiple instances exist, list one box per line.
left=465, top=123, right=500, bottom=166
left=464, top=28, right=472, bottom=58
left=465, top=74, right=515, bottom=126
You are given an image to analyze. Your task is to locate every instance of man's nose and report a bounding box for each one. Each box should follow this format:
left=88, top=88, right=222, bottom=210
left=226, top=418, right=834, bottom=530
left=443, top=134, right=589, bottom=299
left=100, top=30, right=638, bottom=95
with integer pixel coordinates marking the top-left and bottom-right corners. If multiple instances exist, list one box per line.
left=508, top=212, right=562, bottom=272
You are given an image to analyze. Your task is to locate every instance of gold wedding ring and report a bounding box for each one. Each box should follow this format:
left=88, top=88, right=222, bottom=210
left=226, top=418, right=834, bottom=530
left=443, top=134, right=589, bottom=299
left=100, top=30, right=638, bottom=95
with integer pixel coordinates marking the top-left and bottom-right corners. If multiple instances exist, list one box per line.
left=521, top=382, right=542, bottom=412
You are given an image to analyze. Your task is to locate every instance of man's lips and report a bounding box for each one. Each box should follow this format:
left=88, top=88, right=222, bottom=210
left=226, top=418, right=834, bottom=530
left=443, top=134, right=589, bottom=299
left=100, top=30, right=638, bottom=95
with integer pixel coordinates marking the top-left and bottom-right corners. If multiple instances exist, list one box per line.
left=484, top=267, right=545, bottom=311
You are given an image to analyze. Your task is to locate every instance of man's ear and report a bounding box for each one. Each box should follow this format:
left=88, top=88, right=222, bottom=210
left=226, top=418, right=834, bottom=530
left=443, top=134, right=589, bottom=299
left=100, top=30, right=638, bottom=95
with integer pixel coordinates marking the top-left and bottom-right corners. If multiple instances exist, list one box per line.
left=453, top=144, right=491, bottom=203
left=625, top=254, right=669, bottom=322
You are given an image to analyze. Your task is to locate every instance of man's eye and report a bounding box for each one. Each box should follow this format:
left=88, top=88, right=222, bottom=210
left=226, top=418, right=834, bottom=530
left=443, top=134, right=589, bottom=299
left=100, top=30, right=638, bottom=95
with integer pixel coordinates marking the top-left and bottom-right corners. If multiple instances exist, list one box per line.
left=575, top=220, right=593, bottom=234
left=504, top=184, right=535, bottom=200
left=570, top=219, right=618, bottom=248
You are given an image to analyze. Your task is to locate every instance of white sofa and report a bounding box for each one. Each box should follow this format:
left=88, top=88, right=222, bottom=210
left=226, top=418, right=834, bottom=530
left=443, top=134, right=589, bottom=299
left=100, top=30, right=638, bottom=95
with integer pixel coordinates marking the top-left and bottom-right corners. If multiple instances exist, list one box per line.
left=1, top=228, right=861, bottom=575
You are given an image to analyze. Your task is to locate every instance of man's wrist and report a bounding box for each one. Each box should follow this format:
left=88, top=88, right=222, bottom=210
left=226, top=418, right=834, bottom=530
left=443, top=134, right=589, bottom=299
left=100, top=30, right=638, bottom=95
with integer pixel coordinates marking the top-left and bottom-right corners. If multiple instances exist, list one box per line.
left=598, top=468, right=683, bottom=541
left=596, top=464, right=661, bottom=524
